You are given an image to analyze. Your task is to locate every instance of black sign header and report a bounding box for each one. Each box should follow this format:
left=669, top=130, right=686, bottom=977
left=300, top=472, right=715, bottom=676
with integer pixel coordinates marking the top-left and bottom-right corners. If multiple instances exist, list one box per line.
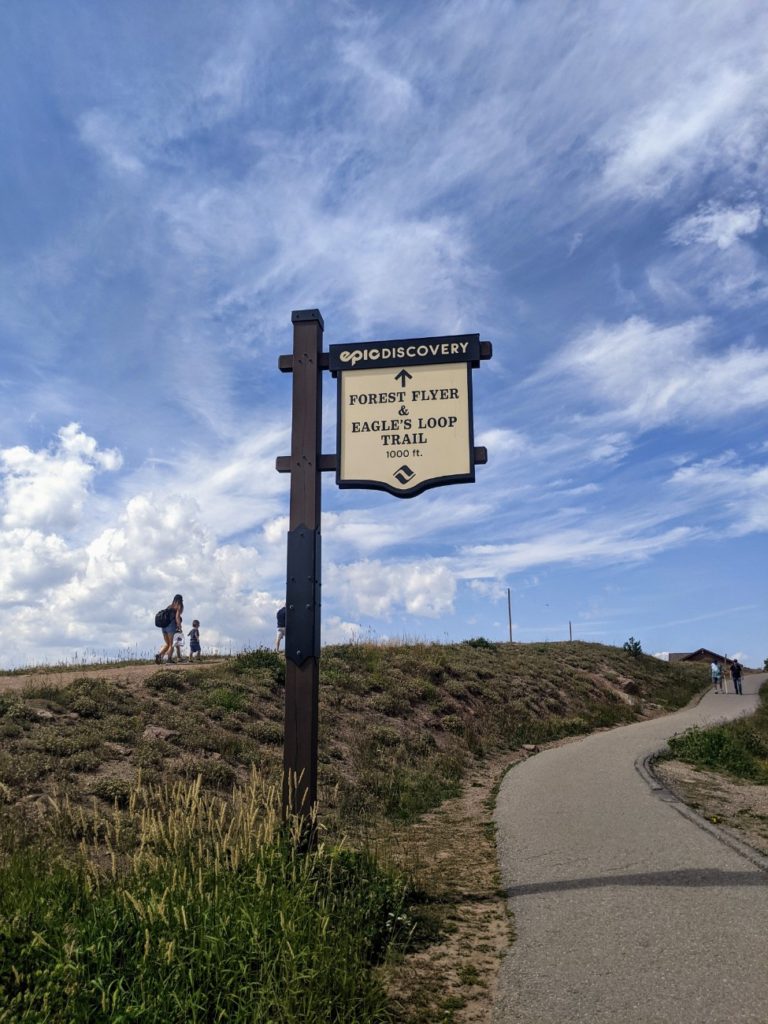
left=329, top=334, right=480, bottom=373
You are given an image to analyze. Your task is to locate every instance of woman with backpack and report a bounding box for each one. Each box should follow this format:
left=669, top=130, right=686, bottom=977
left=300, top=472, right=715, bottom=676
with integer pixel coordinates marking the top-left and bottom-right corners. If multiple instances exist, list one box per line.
left=155, top=594, right=183, bottom=664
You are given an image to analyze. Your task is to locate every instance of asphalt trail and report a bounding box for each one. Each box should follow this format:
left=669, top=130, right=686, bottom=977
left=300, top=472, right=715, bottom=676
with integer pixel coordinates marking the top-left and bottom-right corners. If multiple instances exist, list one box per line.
left=493, top=674, right=768, bottom=1024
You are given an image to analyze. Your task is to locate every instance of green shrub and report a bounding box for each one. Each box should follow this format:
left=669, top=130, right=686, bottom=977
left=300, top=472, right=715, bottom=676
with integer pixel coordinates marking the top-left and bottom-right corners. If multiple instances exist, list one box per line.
left=70, top=694, right=101, bottom=718
left=63, top=750, right=105, bottom=773
left=0, top=751, right=52, bottom=787
left=92, top=776, right=131, bottom=806
left=0, top=698, right=36, bottom=722
left=441, top=714, right=464, bottom=735
left=181, top=757, right=237, bottom=788
left=411, top=681, right=440, bottom=704
left=145, top=669, right=189, bottom=692
left=250, top=721, right=284, bottom=746
left=230, top=648, right=285, bottom=685
left=443, top=680, right=471, bottom=700
left=204, top=686, right=248, bottom=712
left=667, top=723, right=768, bottom=782
left=100, top=714, right=142, bottom=744
left=461, top=637, right=498, bottom=651
left=39, top=727, right=103, bottom=757
left=366, top=725, right=402, bottom=749
left=369, top=692, right=409, bottom=716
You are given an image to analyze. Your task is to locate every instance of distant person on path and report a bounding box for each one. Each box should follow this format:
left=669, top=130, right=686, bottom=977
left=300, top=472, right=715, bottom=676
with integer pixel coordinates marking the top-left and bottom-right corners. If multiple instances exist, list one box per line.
left=155, top=594, right=183, bottom=663
left=731, top=658, right=743, bottom=695
left=710, top=659, right=722, bottom=693
left=276, top=605, right=286, bottom=652
left=188, top=620, right=201, bottom=661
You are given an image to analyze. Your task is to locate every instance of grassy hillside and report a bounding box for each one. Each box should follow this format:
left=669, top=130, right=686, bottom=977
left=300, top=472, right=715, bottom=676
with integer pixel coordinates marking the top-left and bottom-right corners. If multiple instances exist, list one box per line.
left=0, top=640, right=706, bottom=1023
left=0, top=640, right=705, bottom=829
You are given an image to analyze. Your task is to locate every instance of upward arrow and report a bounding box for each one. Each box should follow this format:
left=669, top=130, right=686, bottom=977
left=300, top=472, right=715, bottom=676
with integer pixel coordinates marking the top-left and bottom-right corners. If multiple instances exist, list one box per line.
left=395, top=368, right=412, bottom=387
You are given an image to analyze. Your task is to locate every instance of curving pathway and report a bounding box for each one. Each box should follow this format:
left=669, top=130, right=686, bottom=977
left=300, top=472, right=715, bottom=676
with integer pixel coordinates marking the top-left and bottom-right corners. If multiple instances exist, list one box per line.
left=493, top=674, right=768, bottom=1024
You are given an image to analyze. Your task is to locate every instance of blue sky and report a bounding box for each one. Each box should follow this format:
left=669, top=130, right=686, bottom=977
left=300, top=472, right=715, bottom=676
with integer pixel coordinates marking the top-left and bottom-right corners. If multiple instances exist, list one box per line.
left=1, top=0, right=766, bottom=667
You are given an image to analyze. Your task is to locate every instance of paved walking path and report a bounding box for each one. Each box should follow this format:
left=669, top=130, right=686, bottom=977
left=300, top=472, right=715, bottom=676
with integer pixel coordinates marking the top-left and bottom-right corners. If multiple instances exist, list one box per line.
left=493, top=674, right=768, bottom=1024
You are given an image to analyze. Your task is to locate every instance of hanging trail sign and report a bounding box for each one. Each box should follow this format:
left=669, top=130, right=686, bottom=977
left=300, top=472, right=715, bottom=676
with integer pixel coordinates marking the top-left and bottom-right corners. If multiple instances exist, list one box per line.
left=277, top=313, right=491, bottom=828
left=329, top=335, right=487, bottom=497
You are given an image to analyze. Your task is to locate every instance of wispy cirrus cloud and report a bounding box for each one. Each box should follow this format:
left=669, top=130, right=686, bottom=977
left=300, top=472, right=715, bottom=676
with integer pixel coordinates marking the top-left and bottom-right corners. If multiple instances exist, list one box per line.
left=533, top=316, right=768, bottom=429
left=455, top=523, right=698, bottom=581
left=670, top=453, right=768, bottom=536
left=670, top=202, right=763, bottom=249
left=598, top=68, right=758, bottom=199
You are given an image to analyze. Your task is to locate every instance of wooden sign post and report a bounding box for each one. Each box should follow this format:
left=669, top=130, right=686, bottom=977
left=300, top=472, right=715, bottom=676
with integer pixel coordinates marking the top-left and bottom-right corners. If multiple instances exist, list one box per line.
left=277, top=311, right=491, bottom=828
left=279, top=310, right=324, bottom=826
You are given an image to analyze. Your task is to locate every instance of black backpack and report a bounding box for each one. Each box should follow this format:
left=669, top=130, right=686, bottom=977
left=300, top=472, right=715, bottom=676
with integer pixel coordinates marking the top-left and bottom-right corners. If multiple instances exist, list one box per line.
left=155, top=607, right=173, bottom=629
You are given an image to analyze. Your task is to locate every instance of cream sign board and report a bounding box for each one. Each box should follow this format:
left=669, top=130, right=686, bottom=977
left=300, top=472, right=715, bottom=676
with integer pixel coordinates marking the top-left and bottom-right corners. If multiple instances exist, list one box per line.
left=329, top=334, right=481, bottom=498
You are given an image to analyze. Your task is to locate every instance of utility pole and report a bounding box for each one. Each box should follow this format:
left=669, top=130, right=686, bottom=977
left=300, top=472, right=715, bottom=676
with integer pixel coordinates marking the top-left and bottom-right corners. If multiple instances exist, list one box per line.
left=569, top=621, right=573, bottom=642
left=507, top=587, right=513, bottom=643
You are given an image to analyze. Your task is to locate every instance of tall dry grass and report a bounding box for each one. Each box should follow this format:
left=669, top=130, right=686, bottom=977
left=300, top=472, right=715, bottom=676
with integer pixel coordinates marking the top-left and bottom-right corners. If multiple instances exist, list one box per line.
left=0, top=771, right=411, bottom=1023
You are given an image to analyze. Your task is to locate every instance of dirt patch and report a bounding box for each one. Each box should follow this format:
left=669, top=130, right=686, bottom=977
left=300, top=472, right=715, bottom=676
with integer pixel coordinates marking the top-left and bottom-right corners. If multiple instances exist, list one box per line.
left=377, top=751, right=523, bottom=1023
left=0, top=659, right=224, bottom=696
left=653, top=759, right=768, bottom=858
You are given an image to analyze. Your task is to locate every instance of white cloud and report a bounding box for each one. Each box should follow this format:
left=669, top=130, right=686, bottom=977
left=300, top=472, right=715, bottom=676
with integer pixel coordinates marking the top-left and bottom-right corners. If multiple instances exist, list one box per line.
left=0, top=529, right=76, bottom=605
left=599, top=68, right=756, bottom=198
left=650, top=228, right=768, bottom=311
left=475, top=425, right=633, bottom=494
left=0, top=424, right=122, bottom=532
left=78, top=111, right=145, bottom=175
left=468, top=578, right=508, bottom=601
left=670, top=454, right=768, bottom=536
left=650, top=200, right=768, bottom=312
left=475, top=428, right=528, bottom=454
left=323, top=492, right=491, bottom=558
left=561, top=483, right=601, bottom=497
left=155, top=426, right=289, bottom=541
left=0, top=426, right=289, bottom=665
left=198, top=36, right=257, bottom=118
left=587, top=434, right=632, bottom=465
left=338, top=38, right=416, bottom=121
left=670, top=202, right=762, bottom=249
left=457, top=524, right=696, bottom=579
left=537, top=317, right=768, bottom=428
left=0, top=492, right=279, bottom=662
left=328, top=558, right=457, bottom=618
left=263, top=515, right=289, bottom=545
left=322, top=616, right=367, bottom=644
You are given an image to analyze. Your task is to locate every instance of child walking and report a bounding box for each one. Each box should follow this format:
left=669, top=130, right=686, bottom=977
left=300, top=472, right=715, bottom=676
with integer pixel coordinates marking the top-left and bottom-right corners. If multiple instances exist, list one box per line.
left=188, top=620, right=201, bottom=660
left=173, top=629, right=184, bottom=662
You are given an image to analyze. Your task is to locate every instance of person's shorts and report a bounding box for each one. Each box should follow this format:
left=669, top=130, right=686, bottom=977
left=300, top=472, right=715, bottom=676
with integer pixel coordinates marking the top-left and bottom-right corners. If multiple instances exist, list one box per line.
left=276, top=627, right=286, bottom=640
left=162, top=622, right=177, bottom=637
left=189, top=642, right=201, bottom=653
